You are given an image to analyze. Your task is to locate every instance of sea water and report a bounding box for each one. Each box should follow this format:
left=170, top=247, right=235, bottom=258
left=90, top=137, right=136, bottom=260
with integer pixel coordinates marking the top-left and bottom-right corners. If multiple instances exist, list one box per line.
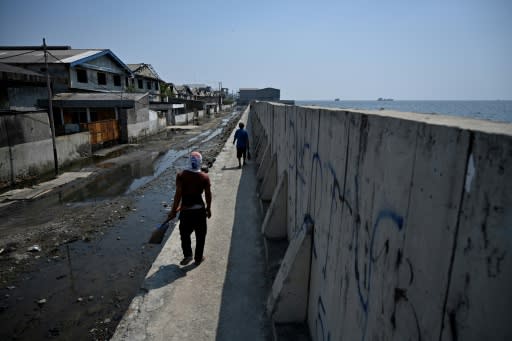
left=296, top=100, right=512, bottom=123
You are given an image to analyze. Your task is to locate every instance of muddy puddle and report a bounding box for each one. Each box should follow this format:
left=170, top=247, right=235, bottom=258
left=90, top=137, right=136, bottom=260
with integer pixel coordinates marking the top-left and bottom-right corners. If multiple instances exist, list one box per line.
left=0, top=151, right=189, bottom=340
left=67, top=149, right=188, bottom=202
left=0, top=195, right=178, bottom=340
left=1, top=149, right=186, bottom=231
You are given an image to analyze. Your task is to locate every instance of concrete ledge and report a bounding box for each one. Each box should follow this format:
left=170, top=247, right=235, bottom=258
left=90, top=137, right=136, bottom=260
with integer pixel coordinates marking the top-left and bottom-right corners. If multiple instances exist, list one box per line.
left=0, top=172, right=93, bottom=201
left=93, top=144, right=137, bottom=158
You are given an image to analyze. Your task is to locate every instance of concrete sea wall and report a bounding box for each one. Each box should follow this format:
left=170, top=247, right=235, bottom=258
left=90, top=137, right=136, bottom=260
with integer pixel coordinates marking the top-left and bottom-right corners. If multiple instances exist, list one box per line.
left=251, top=102, right=512, bottom=340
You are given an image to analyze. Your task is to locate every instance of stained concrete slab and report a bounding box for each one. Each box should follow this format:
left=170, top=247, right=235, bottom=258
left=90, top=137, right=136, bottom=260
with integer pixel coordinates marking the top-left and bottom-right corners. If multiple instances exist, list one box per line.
left=92, top=144, right=137, bottom=157
left=0, top=172, right=93, bottom=201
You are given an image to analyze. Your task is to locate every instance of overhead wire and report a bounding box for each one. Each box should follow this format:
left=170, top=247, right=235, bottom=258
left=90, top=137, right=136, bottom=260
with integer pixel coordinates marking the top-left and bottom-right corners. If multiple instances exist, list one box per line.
left=45, top=50, right=66, bottom=63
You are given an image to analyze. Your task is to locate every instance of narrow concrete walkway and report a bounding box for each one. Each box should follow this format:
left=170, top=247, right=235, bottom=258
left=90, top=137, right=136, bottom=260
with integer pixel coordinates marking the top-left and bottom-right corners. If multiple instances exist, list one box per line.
left=112, top=111, right=270, bottom=340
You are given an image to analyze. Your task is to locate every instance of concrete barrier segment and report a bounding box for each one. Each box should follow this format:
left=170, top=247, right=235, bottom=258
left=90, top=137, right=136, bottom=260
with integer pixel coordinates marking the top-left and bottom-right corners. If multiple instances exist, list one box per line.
left=261, top=171, right=288, bottom=239
left=257, top=146, right=271, bottom=181
left=255, top=134, right=268, bottom=164
left=248, top=113, right=263, bottom=145
left=254, top=102, right=512, bottom=340
left=267, top=217, right=313, bottom=323
left=260, top=154, right=278, bottom=201
left=441, top=132, right=512, bottom=341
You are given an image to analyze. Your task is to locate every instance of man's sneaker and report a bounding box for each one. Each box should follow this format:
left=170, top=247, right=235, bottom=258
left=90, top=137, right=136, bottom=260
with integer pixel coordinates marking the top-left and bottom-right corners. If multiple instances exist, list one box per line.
left=180, top=256, right=193, bottom=265
left=195, top=256, right=206, bottom=265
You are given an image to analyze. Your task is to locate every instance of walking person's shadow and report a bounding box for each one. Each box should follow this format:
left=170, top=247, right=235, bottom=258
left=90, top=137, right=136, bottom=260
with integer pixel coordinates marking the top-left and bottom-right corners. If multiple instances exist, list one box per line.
left=222, top=166, right=243, bottom=170
left=141, top=263, right=197, bottom=291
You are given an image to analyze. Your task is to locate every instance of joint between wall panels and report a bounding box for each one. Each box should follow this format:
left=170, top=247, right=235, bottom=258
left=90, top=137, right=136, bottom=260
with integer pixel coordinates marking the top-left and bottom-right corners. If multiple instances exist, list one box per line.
left=341, top=112, right=352, bottom=211
left=438, top=130, right=474, bottom=341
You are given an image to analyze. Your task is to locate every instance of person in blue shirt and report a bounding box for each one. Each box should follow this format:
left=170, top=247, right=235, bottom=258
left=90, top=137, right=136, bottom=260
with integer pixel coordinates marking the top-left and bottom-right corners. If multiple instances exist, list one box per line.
left=233, top=122, right=250, bottom=168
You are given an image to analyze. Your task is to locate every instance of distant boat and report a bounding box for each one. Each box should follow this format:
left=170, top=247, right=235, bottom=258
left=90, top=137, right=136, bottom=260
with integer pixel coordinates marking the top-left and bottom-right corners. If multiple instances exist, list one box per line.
left=334, top=98, right=340, bottom=101
left=377, top=97, right=393, bottom=101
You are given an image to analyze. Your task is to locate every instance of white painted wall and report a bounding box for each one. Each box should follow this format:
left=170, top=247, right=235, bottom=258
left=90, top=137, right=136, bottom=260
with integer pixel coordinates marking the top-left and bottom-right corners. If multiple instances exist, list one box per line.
left=148, top=110, right=159, bottom=135
left=175, top=114, right=187, bottom=125
left=56, top=132, right=91, bottom=165
left=127, top=121, right=150, bottom=142
left=69, top=55, right=127, bottom=92
left=158, top=116, right=166, bottom=130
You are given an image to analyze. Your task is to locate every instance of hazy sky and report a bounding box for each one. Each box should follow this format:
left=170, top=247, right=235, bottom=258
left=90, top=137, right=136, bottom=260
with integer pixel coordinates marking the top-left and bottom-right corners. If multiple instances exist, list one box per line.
left=1, top=0, right=511, bottom=100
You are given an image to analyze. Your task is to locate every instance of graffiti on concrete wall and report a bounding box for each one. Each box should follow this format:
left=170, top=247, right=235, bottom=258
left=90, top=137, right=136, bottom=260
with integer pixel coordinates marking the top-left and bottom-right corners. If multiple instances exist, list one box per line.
left=284, top=110, right=412, bottom=341
left=255, top=102, right=512, bottom=341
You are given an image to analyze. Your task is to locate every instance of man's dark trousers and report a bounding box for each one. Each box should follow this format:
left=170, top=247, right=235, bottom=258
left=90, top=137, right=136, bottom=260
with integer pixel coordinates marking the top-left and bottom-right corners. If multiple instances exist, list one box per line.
left=179, top=208, right=207, bottom=262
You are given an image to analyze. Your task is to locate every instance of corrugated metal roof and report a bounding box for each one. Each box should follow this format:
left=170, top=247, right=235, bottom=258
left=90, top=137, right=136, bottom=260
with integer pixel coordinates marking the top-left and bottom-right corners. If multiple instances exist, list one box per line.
left=185, top=83, right=209, bottom=88
left=127, top=63, right=142, bottom=71
left=0, top=62, right=45, bottom=77
left=0, top=48, right=133, bottom=74
left=0, top=49, right=103, bottom=64
left=239, top=87, right=279, bottom=91
left=53, top=92, right=147, bottom=101
left=60, top=50, right=103, bottom=63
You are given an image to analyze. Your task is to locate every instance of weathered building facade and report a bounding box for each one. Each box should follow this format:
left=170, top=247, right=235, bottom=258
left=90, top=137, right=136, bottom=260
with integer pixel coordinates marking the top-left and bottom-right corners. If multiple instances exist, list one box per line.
left=0, top=62, right=47, bottom=109
left=0, top=46, right=133, bottom=95
left=238, top=87, right=280, bottom=105
left=127, top=63, right=161, bottom=101
left=0, top=44, right=233, bottom=188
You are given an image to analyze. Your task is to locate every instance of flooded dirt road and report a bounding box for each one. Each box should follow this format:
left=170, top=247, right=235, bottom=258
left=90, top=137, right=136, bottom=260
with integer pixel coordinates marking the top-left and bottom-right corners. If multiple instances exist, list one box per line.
left=0, top=108, right=243, bottom=340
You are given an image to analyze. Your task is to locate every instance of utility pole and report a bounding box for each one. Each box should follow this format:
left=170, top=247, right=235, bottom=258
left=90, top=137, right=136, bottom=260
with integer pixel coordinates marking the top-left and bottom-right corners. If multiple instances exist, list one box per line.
left=218, top=81, right=222, bottom=108
left=43, top=38, right=59, bottom=176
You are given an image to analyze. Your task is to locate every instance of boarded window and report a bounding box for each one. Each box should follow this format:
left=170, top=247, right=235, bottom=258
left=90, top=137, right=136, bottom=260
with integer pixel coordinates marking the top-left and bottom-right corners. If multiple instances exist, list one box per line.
left=97, top=72, right=107, bottom=85
left=76, top=69, right=87, bottom=83
left=113, top=75, right=121, bottom=86
left=138, top=79, right=143, bottom=89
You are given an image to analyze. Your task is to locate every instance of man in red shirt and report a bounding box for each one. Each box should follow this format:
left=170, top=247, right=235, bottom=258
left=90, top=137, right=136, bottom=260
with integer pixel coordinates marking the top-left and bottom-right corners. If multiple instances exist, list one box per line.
left=168, top=151, right=212, bottom=265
